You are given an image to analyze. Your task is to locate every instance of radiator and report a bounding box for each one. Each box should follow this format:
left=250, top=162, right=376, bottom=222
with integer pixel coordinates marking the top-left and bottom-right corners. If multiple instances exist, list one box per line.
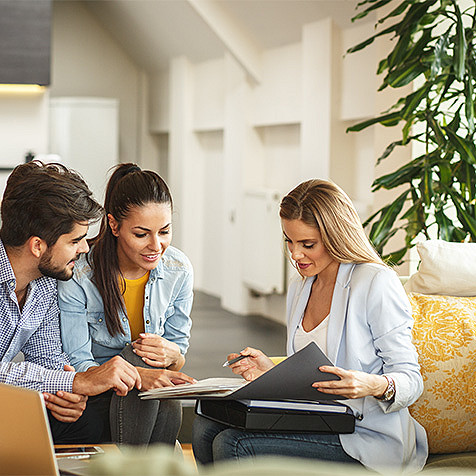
left=242, top=189, right=285, bottom=295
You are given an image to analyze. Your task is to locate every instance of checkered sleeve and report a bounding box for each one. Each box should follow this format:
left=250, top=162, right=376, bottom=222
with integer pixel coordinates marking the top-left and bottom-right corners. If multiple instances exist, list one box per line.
left=18, top=294, right=76, bottom=392
left=0, top=360, right=75, bottom=393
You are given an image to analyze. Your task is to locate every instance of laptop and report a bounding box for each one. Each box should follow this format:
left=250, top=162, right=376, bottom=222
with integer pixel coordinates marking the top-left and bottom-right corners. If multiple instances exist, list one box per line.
left=0, top=383, right=94, bottom=476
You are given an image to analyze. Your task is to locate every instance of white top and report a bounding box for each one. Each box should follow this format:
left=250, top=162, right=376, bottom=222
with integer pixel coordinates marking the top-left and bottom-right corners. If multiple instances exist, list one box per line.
left=293, top=315, right=329, bottom=356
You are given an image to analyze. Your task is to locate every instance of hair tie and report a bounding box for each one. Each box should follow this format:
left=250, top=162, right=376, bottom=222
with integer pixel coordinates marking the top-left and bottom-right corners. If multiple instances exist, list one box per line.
left=125, top=165, right=141, bottom=175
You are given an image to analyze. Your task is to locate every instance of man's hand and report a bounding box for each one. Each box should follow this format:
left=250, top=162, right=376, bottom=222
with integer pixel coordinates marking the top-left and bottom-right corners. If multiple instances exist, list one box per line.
left=72, top=356, right=142, bottom=396
left=43, top=391, right=88, bottom=423
left=132, top=333, right=184, bottom=369
left=137, top=367, right=196, bottom=391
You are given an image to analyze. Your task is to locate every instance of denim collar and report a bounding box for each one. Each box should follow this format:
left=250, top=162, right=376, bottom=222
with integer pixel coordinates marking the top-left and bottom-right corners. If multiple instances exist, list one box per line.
left=150, top=257, right=164, bottom=280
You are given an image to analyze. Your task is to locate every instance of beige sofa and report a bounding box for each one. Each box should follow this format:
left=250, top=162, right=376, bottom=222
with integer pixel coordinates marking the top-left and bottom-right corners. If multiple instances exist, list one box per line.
left=403, top=240, right=476, bottom=466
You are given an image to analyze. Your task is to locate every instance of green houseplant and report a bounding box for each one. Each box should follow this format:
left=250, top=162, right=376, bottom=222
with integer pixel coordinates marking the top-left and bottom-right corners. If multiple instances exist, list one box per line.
left=347, top=0, right=476, bottom=264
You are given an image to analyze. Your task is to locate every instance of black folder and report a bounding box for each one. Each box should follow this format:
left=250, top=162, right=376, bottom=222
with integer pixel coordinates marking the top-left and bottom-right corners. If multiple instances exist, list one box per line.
left=195, top=343, right=356, bottom=434
left=196, top=399, right=355, bottom=433
left=222, top=342, right=344, bottom=402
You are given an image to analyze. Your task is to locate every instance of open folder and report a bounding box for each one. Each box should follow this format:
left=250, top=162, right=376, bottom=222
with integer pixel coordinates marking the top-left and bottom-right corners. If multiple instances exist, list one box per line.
left=139, top=342, right=345, bottom=402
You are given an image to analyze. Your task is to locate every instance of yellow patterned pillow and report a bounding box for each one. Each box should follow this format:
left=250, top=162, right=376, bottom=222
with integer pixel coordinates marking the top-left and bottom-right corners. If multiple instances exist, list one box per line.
left=408, top=292, right=476, bottom=454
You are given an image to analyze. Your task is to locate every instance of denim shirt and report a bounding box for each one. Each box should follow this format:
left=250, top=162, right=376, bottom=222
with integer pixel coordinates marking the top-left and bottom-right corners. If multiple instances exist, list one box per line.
left=57, top=246, right=193, bottom=372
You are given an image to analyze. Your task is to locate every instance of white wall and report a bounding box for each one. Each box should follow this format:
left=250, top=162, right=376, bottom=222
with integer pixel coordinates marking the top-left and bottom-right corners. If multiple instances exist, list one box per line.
left=0, top=89, right=49, bottom=196
left=44, top=4, right=409, bottom=322
left=50, top=1, right=153, bottom=167
left=0, top=91, right=49, bottom=166
left=0, top=3, right=411, bottom=324
left=0, top=1, right=149, bottom=204
left=147, top=16, right=405, bottom=323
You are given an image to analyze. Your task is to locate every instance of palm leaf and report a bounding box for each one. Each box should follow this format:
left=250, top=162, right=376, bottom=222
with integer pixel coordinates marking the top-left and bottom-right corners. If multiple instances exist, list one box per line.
left=452, top=0, right=467, bottom=81
left=445, top=128, right=476, bottom=164
left=368, top=190, right=409, bottom=247
left=383, top=247, right=408, bottom=266
left=346, top=111, right=401, bottom=132
left=445, top=187, right=476, bottom=239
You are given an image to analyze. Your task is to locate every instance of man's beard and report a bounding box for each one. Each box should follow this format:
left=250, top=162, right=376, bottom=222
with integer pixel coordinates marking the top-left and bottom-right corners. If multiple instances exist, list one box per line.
left=38, top=250, right=78, bottom=281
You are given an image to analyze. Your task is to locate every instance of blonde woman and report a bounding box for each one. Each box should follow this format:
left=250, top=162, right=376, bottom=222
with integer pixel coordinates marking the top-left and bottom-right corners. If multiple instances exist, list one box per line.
left=192, top=179, right=428, bottom=473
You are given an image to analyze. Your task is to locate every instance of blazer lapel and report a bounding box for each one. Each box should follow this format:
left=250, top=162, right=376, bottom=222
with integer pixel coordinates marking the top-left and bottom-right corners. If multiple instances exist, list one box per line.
left=326, top=263, right=355, bottom=364
left=286, top=276, right=315, bottom=355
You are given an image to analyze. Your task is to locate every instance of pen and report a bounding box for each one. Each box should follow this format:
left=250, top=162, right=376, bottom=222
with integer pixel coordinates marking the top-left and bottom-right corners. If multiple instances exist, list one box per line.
left=222, top=354, right=248, bottom=367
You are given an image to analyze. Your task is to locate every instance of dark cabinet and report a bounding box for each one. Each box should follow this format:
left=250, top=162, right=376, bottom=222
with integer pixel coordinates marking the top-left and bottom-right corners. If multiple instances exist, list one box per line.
left=0, top=0, right=51, bottom=85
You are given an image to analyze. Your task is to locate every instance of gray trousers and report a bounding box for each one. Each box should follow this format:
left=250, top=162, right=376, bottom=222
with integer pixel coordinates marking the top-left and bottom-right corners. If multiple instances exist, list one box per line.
left=109, top=344, right=182, bottom=446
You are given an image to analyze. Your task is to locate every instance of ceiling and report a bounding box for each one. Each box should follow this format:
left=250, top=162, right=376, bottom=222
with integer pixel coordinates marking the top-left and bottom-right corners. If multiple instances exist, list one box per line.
left=81, top=0, right=374, bottom=73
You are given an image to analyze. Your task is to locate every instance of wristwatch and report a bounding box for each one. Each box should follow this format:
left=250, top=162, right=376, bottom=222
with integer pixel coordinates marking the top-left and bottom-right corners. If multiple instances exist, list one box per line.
left=376, top=374, right=396, bottom=402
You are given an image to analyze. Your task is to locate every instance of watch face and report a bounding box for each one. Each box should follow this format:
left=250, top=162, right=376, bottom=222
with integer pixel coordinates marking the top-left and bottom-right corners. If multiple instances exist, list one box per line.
left=384, top=389, right=394, bottom=400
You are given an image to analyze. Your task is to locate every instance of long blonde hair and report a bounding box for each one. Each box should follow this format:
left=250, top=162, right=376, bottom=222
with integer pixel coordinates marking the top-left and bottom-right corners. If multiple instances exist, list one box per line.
left=279, top=179, right=385, bottom=266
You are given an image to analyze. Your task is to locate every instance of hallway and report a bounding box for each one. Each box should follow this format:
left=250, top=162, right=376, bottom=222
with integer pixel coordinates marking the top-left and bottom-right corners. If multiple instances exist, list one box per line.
left=178, top=290, right=287, bottom=443
left=182, top=291, right=287, bottom=380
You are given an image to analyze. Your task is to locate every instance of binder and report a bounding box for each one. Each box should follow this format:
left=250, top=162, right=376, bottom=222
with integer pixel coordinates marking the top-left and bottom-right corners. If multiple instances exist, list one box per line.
left=222, top=342, right=344, bottom=402
left=195, top=399, right=355, bottom=433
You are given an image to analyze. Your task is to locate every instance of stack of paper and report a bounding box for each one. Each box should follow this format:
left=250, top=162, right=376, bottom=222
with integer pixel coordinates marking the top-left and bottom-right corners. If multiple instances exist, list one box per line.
left=139, top=377, right=248, bottom=400
left=238, top=399, right=347, bottom=413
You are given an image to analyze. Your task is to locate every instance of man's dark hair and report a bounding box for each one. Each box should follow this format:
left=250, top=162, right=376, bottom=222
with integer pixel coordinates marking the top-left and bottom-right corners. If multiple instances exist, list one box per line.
left=0, top=161, right=103, bottom=247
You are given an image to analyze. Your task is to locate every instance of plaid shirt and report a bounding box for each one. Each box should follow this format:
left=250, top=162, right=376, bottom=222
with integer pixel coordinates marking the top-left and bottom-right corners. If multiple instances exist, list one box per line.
left=0, top=240, right=75, bottom=393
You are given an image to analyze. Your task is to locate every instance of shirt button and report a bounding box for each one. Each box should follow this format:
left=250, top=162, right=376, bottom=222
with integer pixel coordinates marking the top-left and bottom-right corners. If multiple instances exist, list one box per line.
left=145, top=296, right=149, bottom=300
left=122, top=318, right=127, bottom=322
left=146, top=320, right=150, bottom=324
left=98, top=318, right=103, bottom=323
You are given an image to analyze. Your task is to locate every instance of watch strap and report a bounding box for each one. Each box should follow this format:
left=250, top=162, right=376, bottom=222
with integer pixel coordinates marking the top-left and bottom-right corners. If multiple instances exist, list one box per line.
left=375, top=374, right=396, bottom=402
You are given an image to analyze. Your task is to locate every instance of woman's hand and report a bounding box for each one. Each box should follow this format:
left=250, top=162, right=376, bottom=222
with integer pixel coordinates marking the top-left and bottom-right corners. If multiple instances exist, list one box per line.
left=136, top=367, right=197, bottom=391
left=132, top=333, right=184, bottom=369
left=312, top=366, right=389, bottom=399
left=227, top=347, right=275, bottom=382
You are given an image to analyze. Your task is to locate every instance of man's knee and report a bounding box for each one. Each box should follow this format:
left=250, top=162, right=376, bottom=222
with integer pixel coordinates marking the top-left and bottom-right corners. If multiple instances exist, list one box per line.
left=49, top=403, right=108, bottom=444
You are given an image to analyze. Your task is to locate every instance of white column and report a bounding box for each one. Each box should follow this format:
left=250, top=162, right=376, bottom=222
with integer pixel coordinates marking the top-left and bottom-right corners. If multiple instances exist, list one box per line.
left=136, top=71, right=159, bottom=170
left=300, top=19, right=333, bottom=181
left=168, top=56, right=204, bottom=286
left=220, top=53, right=252, bottom=314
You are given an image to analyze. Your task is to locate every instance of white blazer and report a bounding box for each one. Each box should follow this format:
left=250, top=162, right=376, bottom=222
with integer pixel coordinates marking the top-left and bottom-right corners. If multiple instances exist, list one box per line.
left=286, top=262, right=428, bottom=473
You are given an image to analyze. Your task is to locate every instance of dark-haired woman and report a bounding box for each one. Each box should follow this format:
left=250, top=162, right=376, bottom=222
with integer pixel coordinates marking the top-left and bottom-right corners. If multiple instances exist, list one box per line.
left=58, top=163, right=196, bottom=446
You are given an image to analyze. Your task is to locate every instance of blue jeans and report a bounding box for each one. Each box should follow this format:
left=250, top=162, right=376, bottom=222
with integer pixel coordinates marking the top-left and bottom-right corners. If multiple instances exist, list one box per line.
left=110, top=344, right=182, bottom=446
left=192, top=415, right=361, bottom=465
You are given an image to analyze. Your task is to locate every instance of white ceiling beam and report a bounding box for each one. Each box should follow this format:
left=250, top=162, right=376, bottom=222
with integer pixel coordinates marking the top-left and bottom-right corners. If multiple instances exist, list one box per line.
left=187, top=0, right=262, bottom=84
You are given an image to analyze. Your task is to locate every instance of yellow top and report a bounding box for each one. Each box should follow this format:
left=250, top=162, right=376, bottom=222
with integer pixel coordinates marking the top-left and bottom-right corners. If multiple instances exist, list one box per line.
left=122, top=272, right=149, bottom=341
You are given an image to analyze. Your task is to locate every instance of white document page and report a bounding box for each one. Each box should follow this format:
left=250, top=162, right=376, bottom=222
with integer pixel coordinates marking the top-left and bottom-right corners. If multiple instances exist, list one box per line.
left=139, top=377, right=247, bottom=400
